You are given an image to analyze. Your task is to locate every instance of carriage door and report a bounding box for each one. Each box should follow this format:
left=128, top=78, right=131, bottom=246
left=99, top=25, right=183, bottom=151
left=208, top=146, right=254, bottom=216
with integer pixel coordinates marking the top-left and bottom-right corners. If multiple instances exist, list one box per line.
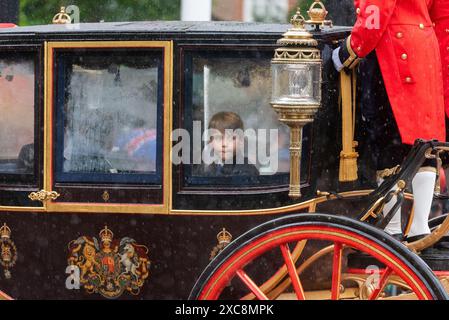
left=0, top=46, right=44, bottom=210
left=43, top=41, right=172, bottom=214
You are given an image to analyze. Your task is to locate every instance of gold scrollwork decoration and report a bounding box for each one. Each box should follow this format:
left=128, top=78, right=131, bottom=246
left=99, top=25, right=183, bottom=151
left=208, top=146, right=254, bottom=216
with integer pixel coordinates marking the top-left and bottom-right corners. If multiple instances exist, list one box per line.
left=274, top=49, right=321, bottom=62
left=28, top=190, right=60, bottom=203
left=377, top=165, right=401, bottom=180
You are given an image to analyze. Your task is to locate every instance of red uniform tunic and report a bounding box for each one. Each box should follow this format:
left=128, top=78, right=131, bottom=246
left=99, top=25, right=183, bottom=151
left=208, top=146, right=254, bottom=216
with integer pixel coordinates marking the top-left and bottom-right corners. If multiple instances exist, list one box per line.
left=344, top=0, right=446, bottom=144
left=431, top=0, right=449, bottom=118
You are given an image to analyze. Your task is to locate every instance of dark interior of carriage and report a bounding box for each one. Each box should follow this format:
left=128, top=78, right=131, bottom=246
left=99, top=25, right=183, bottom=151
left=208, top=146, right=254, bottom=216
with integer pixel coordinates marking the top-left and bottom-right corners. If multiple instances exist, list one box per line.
left=0, top=52, right=38, bottom=184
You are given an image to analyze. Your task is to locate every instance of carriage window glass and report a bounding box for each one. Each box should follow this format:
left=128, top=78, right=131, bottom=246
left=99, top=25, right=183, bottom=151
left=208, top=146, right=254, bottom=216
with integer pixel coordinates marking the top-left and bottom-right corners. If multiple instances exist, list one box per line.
left=55, top=51, right=163, bottom=184
left=186, top=54, right=292, bottom=185
left=0, top=58, right=35, bottom=175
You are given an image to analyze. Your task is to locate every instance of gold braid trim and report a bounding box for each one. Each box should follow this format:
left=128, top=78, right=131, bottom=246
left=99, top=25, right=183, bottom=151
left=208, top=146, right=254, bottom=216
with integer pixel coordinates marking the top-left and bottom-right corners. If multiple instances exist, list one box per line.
left=377, top=165, right=401, bottom=180
left=343, top=36, right=361, bottom=69
left=339, top=68, right=359, bottom=182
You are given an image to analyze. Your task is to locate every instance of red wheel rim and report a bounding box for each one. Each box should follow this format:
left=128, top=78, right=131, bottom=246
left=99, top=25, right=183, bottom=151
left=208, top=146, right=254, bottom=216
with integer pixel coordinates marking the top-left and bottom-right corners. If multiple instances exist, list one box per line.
left=198, top=225, right=434, bottom=300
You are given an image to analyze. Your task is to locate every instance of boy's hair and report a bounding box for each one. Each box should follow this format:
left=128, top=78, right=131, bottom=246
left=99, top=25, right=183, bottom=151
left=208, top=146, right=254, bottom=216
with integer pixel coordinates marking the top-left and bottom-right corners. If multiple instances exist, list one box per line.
left=208, top=111, right=244, bottom=132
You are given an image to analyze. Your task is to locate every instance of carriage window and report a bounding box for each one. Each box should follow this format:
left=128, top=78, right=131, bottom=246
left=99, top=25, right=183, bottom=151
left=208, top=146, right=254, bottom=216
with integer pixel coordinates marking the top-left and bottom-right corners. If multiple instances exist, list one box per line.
left=0, top=57, right=35, bottom=176
left=183, top=51, right=309, bottom=188
left=55, top=51, right=163, bottom=184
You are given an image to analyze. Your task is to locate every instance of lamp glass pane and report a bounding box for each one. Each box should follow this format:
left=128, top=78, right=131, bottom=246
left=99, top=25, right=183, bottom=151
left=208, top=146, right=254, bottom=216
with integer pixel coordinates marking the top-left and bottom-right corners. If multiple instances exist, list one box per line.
left=271, top=62, right=321, bottom=105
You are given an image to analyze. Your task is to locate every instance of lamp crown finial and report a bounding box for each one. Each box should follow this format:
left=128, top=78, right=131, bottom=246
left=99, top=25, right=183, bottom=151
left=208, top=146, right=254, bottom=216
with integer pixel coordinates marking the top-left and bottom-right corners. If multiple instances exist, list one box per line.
left=290, top=8, right=306, bottom=29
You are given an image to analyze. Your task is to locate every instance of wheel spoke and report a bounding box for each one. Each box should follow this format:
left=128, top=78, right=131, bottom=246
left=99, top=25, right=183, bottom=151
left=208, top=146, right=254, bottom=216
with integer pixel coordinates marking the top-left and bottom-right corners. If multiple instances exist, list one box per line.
left=369, top=267, right=393, bottom=300
left=236, top=269, right=269, bottom=300
left=331, top=243, right=343, bottom=300
left=280, top=244, right=306, bottom=300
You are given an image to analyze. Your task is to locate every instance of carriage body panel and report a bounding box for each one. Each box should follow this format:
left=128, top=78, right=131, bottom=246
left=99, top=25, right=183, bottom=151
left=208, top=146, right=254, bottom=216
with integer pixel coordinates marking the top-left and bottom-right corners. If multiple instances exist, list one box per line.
left=4, top=21, right=431, bottom=299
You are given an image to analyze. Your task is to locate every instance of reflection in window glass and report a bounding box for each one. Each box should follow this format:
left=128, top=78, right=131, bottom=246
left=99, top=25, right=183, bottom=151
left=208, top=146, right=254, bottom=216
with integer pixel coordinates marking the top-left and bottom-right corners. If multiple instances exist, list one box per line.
left=0, top=58, right=35, bottom=175
left=190, top=57, right=290, bottom=177
left=61, top=54, right=160, bottom=178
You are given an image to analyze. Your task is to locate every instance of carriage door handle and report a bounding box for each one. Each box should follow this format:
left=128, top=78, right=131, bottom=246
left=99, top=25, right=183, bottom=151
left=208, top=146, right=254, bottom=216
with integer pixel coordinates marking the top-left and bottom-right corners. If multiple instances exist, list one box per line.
left=28, top=190, right=60, bottom=203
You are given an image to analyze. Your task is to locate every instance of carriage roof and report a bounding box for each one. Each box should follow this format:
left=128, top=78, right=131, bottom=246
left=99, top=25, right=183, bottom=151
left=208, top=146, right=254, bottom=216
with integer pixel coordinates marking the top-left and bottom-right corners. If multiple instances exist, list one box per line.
left=0, top=21, right=350, bottom=41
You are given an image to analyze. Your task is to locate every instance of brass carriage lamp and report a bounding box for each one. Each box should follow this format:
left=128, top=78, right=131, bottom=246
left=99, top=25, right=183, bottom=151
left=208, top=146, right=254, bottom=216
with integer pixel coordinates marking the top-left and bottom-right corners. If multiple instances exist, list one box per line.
left=270, top=9, right=322, bottom=199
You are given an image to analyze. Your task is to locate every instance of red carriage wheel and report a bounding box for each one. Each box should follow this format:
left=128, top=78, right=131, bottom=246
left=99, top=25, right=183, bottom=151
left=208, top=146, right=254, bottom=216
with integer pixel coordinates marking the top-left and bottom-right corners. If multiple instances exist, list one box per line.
left=190, top=214, right=448, bottom=300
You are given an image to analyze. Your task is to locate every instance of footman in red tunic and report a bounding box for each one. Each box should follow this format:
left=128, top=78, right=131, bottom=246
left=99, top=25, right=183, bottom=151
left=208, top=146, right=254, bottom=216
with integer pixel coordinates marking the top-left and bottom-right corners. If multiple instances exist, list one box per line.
left=333, top=0, right=445, bottom=240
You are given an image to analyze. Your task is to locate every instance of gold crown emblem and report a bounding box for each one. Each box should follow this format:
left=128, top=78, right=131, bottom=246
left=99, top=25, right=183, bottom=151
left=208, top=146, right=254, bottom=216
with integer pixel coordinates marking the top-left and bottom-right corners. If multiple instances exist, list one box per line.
left=307, top=1, right=328, bottom=23
left=99, top=225, right=113, bottom=243
left=0, top=223, right=11, bottom=239
left=217, top=228, right=232, bottom=245
left=52, top=7, right=72, bottom=25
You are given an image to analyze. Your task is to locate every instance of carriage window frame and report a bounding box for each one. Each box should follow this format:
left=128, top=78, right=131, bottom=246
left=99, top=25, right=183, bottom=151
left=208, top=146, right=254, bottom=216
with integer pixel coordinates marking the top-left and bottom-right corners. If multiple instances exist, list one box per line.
left=0, top=49, right=41, bottom=187
left=45, top=41, right=172, bottom=214
left=54, top=50, right=163, bottom=185
left=180, top=48, right=311, bottom=192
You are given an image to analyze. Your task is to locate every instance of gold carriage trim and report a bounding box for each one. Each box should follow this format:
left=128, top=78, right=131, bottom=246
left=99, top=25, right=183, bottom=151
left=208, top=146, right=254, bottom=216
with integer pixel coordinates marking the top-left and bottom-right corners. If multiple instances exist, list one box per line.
left=28, top=190, right=60, bottom=203
left=377, top=165, right=401, bottom=180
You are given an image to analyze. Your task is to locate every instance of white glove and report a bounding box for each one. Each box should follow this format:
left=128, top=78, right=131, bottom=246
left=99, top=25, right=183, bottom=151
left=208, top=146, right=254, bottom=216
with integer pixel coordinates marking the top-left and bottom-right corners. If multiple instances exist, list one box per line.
left=332, top=47, right=344, bottom=72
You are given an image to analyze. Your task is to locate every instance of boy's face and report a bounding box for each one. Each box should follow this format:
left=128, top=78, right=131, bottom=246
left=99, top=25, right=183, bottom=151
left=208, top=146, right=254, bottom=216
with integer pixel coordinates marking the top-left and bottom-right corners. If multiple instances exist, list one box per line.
left=210, top=130, right=241, bottom=162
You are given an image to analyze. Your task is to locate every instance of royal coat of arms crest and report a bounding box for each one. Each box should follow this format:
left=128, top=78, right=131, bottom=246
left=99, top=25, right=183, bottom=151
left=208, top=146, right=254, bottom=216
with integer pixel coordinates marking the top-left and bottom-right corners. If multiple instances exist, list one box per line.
left=0, top=223, right=17, bottom=279
left=67, top=226, right=150, bottom=299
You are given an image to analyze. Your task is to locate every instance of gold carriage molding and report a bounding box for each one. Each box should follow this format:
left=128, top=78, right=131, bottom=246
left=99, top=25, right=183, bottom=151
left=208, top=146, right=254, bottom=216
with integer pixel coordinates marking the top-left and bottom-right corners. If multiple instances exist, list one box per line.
left=67, top=226, right=151, bottom=299
left=42, top=40, right=172, bottom=214
left=28, top=190, right=60, bottom=203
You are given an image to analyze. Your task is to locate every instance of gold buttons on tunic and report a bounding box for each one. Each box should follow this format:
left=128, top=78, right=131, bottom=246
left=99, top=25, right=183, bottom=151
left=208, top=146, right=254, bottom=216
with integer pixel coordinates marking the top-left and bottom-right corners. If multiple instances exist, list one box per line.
left=419, top=23, right=425, bottom=29
left=356, top=8, right=361, bottom=14
left=396, top=32, right=403, bottom=39
left=405, top=77, right=413, bottom=83
left=401, top=53, right=408, bottom=60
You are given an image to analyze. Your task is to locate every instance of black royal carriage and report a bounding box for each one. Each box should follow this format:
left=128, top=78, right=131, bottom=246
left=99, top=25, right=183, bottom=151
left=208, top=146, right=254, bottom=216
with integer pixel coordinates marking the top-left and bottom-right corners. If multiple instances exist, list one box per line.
left=0, top=4, right=448, bottom=300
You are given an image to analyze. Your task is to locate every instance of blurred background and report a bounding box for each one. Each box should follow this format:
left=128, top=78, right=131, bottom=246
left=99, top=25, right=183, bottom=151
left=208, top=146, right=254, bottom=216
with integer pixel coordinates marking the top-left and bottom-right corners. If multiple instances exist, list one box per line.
left=0, top=0, right=355, bottom=26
